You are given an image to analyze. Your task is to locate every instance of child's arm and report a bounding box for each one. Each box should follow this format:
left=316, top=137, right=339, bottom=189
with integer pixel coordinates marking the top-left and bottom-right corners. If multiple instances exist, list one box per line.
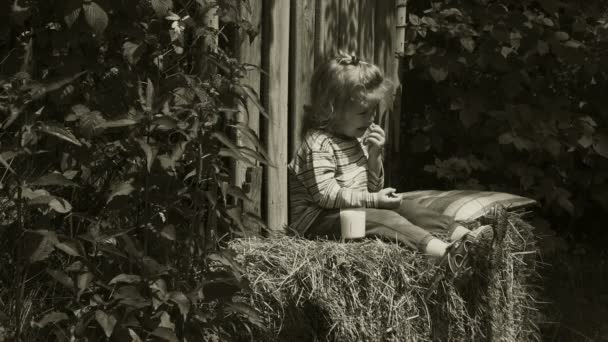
left=300, top=147, right=377, bottom=208
left=365, top=123, right=385, bottom=192
left=293, top=134, right=399, bottom=209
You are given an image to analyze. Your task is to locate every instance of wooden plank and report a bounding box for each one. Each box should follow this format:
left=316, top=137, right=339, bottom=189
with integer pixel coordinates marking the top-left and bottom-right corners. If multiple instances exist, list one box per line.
left=315, top=0, right=341, bottom=65
left=263, top=0, right=290, bottom=233
left=393, top=0, right=407, bottom=153
left=395, top=0, right=407, bottom=55
left=289, top=0, right=316, bottom=159
left=235, top=0, right=263, bottom=220
left=374, top=0, right=399, bottom=184
left=358, top=0, right=375, bottom=62
left=339, top=0, right=359, bottom=53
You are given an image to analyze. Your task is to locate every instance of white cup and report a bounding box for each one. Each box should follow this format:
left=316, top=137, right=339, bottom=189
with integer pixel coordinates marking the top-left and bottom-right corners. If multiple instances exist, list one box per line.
left=340, top=208, right=366, bottom=240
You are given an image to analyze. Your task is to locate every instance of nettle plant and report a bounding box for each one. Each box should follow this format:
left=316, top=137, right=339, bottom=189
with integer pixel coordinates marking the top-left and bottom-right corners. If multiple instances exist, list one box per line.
left=0, top=0, right=267, bottom=341
left=400, top=0, right=608, bottom=220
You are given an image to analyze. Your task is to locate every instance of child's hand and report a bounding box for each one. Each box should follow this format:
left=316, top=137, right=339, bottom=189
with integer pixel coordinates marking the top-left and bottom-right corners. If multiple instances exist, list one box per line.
left=377, top=187, right=401, bottom=209
left=365, top=123, right=386, bottom=155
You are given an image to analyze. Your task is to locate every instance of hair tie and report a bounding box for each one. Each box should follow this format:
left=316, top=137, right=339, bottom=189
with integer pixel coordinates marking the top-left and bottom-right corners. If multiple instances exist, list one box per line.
left=338, top=53, right=360, bottom=66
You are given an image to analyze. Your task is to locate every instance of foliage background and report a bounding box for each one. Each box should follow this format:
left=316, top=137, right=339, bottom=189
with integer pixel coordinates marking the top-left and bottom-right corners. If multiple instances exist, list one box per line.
left=0, top=0, right=266, bottom=341
left=398, top=0, right=608, bottom=340
left=399, top=0, right=608, bottom=241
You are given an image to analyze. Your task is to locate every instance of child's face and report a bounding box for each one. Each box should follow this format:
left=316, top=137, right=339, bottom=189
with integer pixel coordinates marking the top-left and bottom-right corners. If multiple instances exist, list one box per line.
left=332, top=101, right=376, bottom=138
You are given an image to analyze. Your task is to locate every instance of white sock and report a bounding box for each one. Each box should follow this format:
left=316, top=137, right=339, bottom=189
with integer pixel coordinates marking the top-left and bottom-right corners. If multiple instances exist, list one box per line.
left=449, top=225, right=471, bottom=241
left=424, top=238, right=449, bottom=258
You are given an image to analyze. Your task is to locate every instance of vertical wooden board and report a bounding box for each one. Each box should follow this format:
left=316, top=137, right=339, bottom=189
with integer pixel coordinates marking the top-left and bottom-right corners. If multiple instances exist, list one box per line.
left=339, top=0, right=359, bottom=53
left=393, top=0, right=407, bottom=153
left=374, top=0, right=399, bottom=183
left=315, top=0, right=342, bottom=65
left=263, top=0, right=290, bottom=233
left=358, top=0, right=375, bottom=62
left=289, top=0, right=316, bottom=159
left=235, top=0, right=263, bottom=220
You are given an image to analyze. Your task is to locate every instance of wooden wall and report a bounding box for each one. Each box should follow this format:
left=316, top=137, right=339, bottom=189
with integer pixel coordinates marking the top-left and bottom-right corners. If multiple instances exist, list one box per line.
left=234, top=0, right=403, bottom=233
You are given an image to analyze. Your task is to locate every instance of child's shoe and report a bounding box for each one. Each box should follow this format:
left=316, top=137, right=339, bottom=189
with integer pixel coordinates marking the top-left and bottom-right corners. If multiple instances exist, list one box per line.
left=426, top=225, right=494, bottom=298
left=443, top=225, right=493, bottom=273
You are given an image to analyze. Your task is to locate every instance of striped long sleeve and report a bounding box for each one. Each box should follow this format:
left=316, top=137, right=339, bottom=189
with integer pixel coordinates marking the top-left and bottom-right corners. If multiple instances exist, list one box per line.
left=299, top=144, right=377, bottom=209
left=288, top=129, right=382, bottom=234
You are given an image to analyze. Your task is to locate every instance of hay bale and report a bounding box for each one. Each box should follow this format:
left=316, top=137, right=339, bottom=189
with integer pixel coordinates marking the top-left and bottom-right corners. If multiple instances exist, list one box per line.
left=230, top=212, right=542, bottom=341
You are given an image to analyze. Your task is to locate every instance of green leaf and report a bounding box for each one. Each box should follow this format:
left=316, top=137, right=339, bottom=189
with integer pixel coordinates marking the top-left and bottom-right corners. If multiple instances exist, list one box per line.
left=28, top=71, right=87, bottom=101
left=151, top=0, right=174, bottom=17
left=83, top=2, right=108, bottom=35
left=107, top=180, right=135, bottom=204
left=161, top=225, right=176, bottom=240
left=0, top=153, right=16, bottom=175
left=239, top=84, right=269, bottom=119
left=77, top=272, right=94, bottom=299
left=29, top=230, right=59, bottom=262
left=123, top=42, right=144, bottom=66
left=429, top=67, right=448, bottom=82
left=593, top=133, right=608, bottom=159
left=95, top=310, right=117, bottom=338
left=554, top=31, right=569, bottom=41
left=222, top=183, right=252, bottom=203
left=460, top=37, right=475, bottom=53
left=212, top=132, right=241, bottom=156
left=39, top=124, right=82, bottom=146
left=230, top=123, right=270, bottom=161
left=47, top=197, right=73, bottom=213
left=55, top=241, right=80, bottom=256
left=168, top=291, right=190, bottom=318
left=218, top=148, right=255, bottom=167
left=537, top=41, right=549, bottom=55
left=31, top=173, right=79, bottom=187
left=440, top=8, right=463, bottom=18
left=136, top=139, right=158, bottom=173
left=109, top=274, right=142, bottom=285
left=207, top=250, right=245, bottom=275
left=72, top=104, right=90, bottom=115
left=128, top=329, right=143, bottom=342
left=32, top=312, right=69, bottom=328
left=578, top=134, right=593, bottom=148
left=409, top=14, right=420, bottom=26
left=64, top=0, right=82, bottom=27
left=152, top=117, right=178, bottom=131
left=158, top=311, right=175, bottom=330
left=564, top=40, right=583, bottom=49
left=542, top=17, right=554, bottom=27
left=150, top=327, right=179, bottom=342
left=96, top=119, right=137, bottom=129
left=47, top=269, right=75, bottom=289
left=223, top=302, right=264, bottom=328
left=239, top=146, right=274, bottom=167
left=145, top=78, right=154, bottom=112
left=498, top=132, right=513, bottom=145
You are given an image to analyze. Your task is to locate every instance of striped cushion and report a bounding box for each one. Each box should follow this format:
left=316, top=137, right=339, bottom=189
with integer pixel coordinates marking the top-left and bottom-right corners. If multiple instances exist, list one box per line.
left=399, top=190, right=538, bottom=221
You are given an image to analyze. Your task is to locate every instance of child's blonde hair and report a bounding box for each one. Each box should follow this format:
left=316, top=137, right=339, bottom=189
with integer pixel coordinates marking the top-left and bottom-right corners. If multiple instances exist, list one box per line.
left=304, top=51, right=392, bottom=132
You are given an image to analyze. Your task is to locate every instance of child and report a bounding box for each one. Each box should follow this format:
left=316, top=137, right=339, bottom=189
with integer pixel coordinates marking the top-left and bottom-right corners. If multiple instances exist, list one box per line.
left=288, top=52, right=492, bottom=271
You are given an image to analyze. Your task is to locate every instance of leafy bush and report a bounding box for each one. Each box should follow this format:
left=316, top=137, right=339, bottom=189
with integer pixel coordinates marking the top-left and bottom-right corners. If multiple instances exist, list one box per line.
left=399, top=0, right=608, bottom=225
left=0, top=0, right=267, bottom=340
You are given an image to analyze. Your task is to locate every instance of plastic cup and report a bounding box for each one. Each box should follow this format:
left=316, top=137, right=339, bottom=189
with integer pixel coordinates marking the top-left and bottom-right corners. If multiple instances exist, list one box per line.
left=340, top=208, right=366, bottom=241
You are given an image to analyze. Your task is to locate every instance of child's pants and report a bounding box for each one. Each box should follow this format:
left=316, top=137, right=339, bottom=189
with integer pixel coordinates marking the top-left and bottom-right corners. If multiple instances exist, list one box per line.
left=304, top=199, right=458, bottom=250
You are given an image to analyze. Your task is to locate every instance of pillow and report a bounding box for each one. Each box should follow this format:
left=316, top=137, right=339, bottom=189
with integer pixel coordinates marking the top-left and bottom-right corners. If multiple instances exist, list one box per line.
left=398, top=190, right=538, bottom=221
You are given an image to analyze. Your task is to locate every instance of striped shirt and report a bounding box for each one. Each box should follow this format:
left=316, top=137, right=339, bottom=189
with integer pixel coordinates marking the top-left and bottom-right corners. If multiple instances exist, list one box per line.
left=288, top=129, right=384, bottom=234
